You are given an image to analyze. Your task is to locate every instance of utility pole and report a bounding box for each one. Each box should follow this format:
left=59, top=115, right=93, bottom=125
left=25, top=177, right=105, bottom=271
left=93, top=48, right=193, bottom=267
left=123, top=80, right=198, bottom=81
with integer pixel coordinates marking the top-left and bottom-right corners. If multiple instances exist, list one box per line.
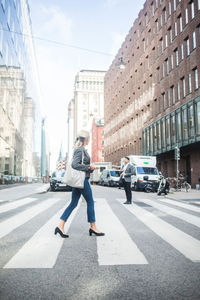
left=175, top=145, right=180, bottom=190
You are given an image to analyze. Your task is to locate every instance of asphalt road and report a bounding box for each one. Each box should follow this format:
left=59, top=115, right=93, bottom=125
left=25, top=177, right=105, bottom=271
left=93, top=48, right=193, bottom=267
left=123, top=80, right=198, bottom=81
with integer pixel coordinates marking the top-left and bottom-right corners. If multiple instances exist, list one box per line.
left=0, top=185, right=200, bottom=300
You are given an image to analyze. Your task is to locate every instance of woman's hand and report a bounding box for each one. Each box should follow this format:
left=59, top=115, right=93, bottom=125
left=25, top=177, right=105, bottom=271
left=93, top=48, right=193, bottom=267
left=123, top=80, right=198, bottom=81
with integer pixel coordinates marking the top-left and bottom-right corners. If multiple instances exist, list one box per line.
left=89, top=165, right=98, bottom=170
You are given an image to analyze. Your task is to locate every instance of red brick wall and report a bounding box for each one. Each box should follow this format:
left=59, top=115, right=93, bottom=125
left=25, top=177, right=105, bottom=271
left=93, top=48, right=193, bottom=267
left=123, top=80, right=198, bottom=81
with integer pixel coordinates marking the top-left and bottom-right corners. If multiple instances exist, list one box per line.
left=104, top=0, right=200, bottom=166
left=91, top=119, right=104, bottom=163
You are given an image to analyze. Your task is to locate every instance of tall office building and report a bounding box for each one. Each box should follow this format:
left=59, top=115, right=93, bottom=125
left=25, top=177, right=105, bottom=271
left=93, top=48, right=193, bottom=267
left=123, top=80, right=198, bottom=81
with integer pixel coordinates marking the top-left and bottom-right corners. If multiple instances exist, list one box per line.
left=0, top=0, right=40, bottom=177
left=69, top=70, right=106, bottom=155
left=104, top=0, right=200, bottom=187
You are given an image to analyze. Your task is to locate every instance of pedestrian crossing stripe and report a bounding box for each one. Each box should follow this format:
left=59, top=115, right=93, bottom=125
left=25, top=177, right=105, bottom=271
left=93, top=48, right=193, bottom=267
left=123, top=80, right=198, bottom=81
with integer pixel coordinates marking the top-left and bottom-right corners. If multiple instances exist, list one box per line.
left=0, top=197, right=39, bottom=214
left=4, top=199, right=82, bottom=269
left=0, top=198, right=61, bottom=239
left=95, top=198, right=148, bottom=265
left=0, top=196, right=200, bottom=268
left=157, top=198, right=200, bottom=213
left=140, top=198, right=200, bottom=228
left=117, top=199, right=200, bottom=262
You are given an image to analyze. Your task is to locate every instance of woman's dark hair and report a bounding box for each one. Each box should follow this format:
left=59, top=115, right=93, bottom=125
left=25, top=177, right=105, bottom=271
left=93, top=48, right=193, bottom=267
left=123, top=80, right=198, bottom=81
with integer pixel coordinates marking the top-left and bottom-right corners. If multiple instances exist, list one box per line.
left=125, top=156, right=130, bottom=161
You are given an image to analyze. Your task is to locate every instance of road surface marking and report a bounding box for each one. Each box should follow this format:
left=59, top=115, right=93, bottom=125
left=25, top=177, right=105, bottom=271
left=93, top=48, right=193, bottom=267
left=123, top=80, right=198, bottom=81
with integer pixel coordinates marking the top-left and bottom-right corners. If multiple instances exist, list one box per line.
left=0, top=198, right=60, bottom=239
left=4, top=200, right=82, bottom=269
left=117, top=199, right=200, bottom=262
left=157, top=198, right=200, bottom=213
left=0, top=197, right=39, bottom=214
left=95, top=198, right=148, bottom=265
left=141, top=198, right=200, bottom=228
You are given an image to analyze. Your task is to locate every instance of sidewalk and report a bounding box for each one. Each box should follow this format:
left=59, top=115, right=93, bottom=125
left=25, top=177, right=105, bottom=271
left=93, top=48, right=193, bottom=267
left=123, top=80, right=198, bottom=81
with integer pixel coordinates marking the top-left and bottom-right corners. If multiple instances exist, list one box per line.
left=166, top=189, right=200, bottom=203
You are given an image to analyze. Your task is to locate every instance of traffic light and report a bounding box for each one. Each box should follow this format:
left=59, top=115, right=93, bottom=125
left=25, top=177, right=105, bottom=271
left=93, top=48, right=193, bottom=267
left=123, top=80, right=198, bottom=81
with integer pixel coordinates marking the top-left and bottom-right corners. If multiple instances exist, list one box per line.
left=175, top=147, right=180, bottom=160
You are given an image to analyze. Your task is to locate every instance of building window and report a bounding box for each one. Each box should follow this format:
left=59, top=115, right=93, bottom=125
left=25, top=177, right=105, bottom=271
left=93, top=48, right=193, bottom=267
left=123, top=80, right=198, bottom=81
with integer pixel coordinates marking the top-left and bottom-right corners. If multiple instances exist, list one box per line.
left=192, top=31, right=196, bottom=49
left=188, top=105, right=195, bottom=137
left=169, top=1, right=172, bottom=15
left=165, top=34, right=168, bottom=48
left=153, top=125, right=157, bottom=152
left=182, top=108, right=188, bottom=141
left=173, top=0, right=176, bottom=11
left=195, top=101, right=200, bottom=134
left=171, top=114, right=176, bottom=145
left=157, top=122, right=161, bottom=150
left=151, top=2, right=155, bottom=16
left=157, top=67, right=160, bottom=82
left=190, top=1, right=194, bottom=19
left=188, top=73, right=192, bottom=93
left=166, top=117, right=171, bottom=147
left=162, top=93, right=166, bottom=110
left=198, top=0, right=200, bottom=10
left=161, top=38, right=164, bottom=53
left=177, top=82, right=180, bottom=100
left=169, top=27, right=172, bottom=43
left=186, top=37, right=190, bottom=56
left=180, top=44, right=184, bottom=60
left=166, top=58, right=169, bottom=75
left=155, top=19, right=159, bottom=33
left=174, top=22, right=177, bottom=36
left=199, top=26, right=200, bottom=45
left=176, top=111, right=182, bottom=141
left=162, top=63, right=165, bottom=78
left=171, top=54, right=174, bottom=70
left=167, top=89, right=170, bottom=106
left=185, top=8, right=189, bottom=24
left=164, top=8, right=167, bottom=23
left=179, top=15, right=183, bottom=32
left=181, top=77, right=186, bottom=97
left=161, top=119, right=166, bottom=148
left=194, top=68, right=199, bottom=90
left=171, top=85, right=175, bottom=104
left=160, top=14, right=163, bottom=28
left=175, top=48, right=179, bottom=66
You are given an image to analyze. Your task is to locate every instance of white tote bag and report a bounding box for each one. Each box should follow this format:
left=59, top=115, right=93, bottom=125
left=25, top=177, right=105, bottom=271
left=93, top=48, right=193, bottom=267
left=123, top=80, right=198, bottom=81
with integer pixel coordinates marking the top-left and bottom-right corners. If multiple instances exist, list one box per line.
left=63, top=150, right=85, bottom=189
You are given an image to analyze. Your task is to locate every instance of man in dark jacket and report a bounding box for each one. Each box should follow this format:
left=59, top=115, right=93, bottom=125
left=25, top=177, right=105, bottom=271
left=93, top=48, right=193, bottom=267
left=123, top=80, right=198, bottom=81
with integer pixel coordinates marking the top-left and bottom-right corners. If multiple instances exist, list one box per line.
left=121, top=156, right=134, bottom=204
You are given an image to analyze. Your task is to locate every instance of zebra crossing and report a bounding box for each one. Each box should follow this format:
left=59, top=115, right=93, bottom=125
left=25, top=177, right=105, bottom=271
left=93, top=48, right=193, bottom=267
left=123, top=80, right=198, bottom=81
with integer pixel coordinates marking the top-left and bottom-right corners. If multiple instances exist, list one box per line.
left=0, top=194, right=199, bottom=269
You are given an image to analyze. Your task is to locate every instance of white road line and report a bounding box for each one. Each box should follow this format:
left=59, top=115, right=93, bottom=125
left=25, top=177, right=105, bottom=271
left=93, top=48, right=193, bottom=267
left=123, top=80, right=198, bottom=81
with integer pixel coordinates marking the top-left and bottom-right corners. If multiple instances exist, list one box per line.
left=0, top=197, right=39, bottom=214
left=117, top=199, right=200, bottom=262
left=0, top=198, right=60, bottom=239
left=141, top=198, right=200, bottom=228
left=4, top=199, right=82, bottom=269
left=157, top=198, right=200, bottom=213
left=95, top=198, right=148, bottom=265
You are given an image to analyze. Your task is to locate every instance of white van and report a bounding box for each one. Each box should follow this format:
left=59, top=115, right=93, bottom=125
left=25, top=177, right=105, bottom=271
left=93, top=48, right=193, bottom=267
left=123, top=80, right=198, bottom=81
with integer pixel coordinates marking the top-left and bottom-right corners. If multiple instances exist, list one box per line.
left=101, top=169, right=121, bottom=187
left=90, top=162, right=112, bottom=184
left=121, top=156, right=159, bottom=191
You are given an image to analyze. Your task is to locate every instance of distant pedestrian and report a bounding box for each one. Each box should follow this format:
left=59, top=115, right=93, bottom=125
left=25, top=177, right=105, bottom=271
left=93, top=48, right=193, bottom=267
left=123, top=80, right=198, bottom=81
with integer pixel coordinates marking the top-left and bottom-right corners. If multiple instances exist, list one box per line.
left=55, top=130, right=105, bottom=238
left=120, top=157, right=134, bottom=204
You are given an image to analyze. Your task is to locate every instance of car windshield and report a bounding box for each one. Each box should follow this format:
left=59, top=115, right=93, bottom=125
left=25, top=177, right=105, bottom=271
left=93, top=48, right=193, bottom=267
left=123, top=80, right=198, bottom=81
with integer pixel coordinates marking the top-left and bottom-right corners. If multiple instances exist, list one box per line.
left=110, top=170, right=120, bottom=177
left=137, top=167, right=158, bottom=175
left=52, top=171, right=65, bottom=178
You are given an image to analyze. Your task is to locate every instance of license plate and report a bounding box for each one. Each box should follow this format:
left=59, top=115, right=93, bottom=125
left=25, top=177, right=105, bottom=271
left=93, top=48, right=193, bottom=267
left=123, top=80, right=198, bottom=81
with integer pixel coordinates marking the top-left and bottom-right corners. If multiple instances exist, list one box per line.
left=59, top=184, right=66, bottom=187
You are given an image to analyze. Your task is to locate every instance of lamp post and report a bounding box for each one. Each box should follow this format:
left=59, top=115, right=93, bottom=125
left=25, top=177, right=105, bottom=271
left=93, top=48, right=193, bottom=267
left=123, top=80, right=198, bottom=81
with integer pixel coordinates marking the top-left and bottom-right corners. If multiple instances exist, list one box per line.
left=175, top=145, right=180, bottom=190
left=41, top=118, right=46, bottom=182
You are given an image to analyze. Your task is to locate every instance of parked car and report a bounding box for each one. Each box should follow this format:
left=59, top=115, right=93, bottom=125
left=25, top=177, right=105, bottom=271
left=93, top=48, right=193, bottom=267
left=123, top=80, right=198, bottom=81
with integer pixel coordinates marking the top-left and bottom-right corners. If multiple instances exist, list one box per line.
left=50, top=171, right=72, bottom=191
left=100, top=169, right=121, bottom=187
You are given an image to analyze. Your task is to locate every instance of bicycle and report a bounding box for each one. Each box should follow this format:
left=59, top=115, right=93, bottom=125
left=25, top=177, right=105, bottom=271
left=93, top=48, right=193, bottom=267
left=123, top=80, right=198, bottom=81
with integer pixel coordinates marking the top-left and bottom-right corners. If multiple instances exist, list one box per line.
left=169, top=176, right=191, bottom=192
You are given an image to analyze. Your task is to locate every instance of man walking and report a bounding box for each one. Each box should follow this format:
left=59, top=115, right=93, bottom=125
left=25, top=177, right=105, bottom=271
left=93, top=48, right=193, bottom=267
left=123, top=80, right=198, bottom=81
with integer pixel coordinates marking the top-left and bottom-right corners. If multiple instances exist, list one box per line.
left=121, top=157, right=134, bottom=204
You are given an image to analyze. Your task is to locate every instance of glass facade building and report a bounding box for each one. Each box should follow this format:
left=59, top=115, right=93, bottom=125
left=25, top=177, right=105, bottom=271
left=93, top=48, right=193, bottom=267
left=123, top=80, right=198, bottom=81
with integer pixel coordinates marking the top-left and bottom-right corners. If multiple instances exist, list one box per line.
left=0, top=0, right=40, bottom=178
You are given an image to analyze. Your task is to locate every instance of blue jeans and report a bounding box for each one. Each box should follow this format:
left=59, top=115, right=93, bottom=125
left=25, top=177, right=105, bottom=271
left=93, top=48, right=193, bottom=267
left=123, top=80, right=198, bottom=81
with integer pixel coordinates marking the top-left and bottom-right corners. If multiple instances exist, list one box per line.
left=60, top=178, right=96, bottom=223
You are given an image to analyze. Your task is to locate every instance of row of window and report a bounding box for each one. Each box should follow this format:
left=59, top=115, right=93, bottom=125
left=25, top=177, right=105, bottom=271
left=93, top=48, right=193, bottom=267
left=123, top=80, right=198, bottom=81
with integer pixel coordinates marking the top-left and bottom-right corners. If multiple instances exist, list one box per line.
left=143, top=96, right=200, bottom=155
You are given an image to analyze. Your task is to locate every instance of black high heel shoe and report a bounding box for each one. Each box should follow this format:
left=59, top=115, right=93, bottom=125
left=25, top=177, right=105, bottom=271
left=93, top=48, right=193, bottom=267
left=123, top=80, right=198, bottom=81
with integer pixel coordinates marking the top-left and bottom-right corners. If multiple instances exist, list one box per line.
left=89, top=228, right=105, bottom=236
left=54, top=227, right=69, bottom=238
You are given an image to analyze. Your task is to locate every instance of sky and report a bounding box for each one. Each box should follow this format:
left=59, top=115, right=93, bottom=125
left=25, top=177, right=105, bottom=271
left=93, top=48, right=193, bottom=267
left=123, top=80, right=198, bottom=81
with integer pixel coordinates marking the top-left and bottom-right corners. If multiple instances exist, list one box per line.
left=28, top=0, right=144, bottom=171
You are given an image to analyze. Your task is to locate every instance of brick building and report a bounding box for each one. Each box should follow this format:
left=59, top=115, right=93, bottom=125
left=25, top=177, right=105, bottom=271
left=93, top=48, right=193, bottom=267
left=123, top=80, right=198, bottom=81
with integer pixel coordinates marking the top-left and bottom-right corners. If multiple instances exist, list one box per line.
left=104, top=0, right=200, bottom=186
left=91, top=118, right=104, bottom=163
